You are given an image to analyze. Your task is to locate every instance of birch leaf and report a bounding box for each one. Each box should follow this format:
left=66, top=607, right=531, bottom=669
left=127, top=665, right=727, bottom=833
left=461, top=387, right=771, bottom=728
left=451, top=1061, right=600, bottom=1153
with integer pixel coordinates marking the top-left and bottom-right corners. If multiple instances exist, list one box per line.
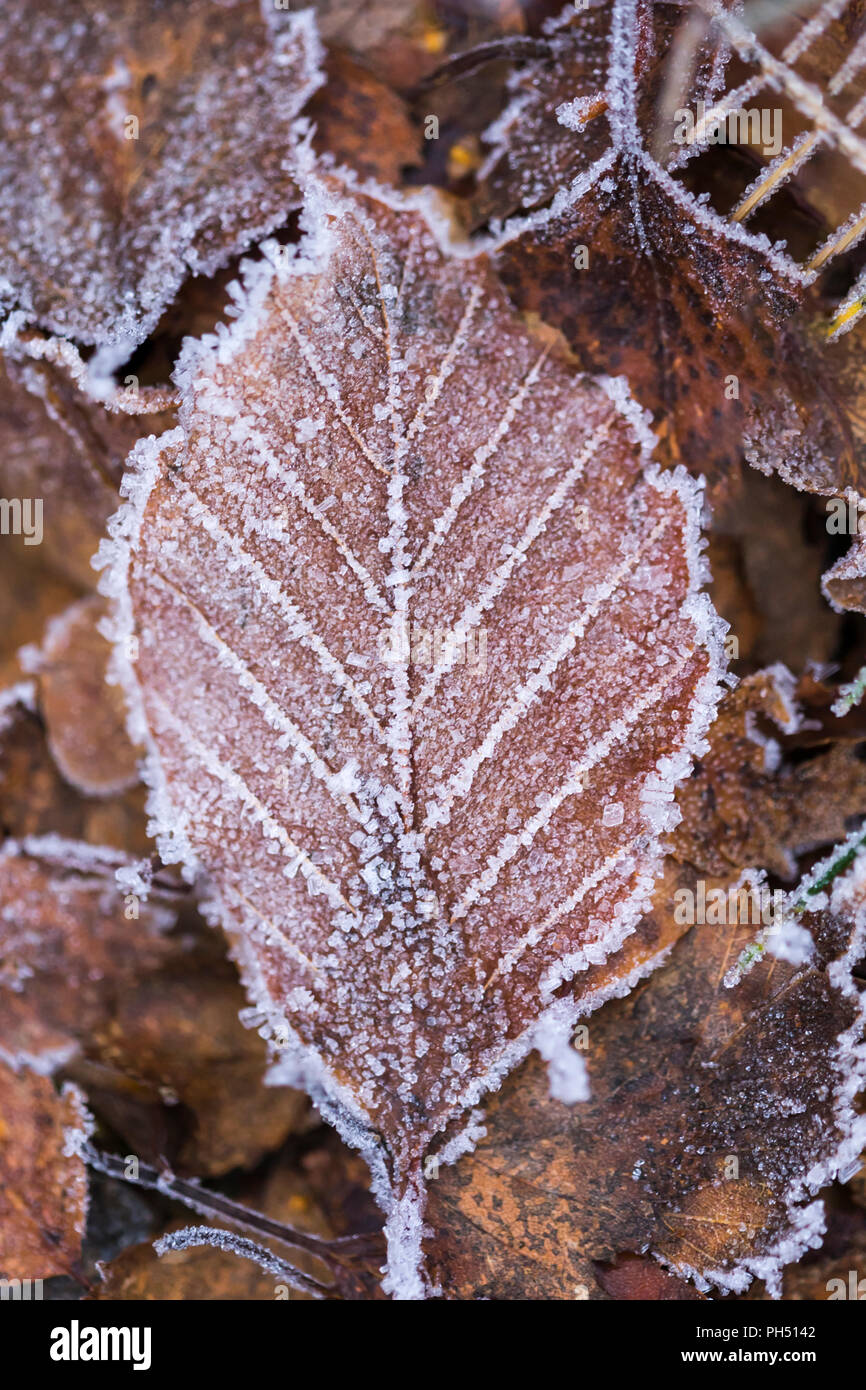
left=0, top=0, right=322, bottom=347
left=99, top=174, right=726, bottom=1295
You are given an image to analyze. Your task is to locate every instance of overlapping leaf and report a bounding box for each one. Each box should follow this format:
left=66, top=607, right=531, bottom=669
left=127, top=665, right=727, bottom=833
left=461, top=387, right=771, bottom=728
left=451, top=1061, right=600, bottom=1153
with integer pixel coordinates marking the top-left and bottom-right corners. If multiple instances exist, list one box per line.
left=0, top=836, right=176, bottom=1073
left=0, top=0, right=322, bottom=346
left=468, top=1, right=862, bottom=501
left=424, top=837, right=866, bottom=1298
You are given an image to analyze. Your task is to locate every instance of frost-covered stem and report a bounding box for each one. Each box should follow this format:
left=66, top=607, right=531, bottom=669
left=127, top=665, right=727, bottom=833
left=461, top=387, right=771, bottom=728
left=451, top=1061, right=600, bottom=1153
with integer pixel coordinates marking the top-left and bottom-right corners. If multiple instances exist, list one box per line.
left=154, top=1226, right=334, bottom=1299
left=81, top=1144, right=384, bottom=1295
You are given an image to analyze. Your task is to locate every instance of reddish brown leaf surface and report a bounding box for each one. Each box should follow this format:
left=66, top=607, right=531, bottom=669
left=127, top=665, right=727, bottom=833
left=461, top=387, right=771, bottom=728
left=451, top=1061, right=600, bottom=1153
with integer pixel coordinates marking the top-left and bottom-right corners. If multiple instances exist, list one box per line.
left=0, top=351, right=173, bottom=591
left=78, top=948, right=311, bottom=1179
left=0, top=1064, right=90, bottom=1281
left=423, top=841, right=866, bottom=1299
left=0, top=837, right=177, bottom=1073
left=34, top=597, right=141, bottom=797
left=474, top=4, right=860, bottom=503
left=0, top=0, right=322, bottom=346
left=494, top=153, right=853, bottom=497
left=309, top=50, right=421, bottom=186
left=99, top=173, right=726, bottom=1290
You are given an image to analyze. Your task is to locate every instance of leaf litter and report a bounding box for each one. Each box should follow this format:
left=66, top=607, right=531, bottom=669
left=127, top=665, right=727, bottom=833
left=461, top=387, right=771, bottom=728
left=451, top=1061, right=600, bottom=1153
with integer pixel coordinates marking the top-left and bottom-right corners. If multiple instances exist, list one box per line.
left=0, top=0, right=865, bottom=1303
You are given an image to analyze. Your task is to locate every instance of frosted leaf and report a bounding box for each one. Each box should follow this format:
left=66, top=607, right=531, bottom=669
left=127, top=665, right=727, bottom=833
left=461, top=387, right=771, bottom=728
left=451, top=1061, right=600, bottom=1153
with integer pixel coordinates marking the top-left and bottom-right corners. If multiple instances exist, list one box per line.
left=484, top=2, right=856, bottom=502
left=31, top=597, right=141, bottom=797
left=424, top=834, right=866, bottom=1299
left=0, top=1062, right=91, bottom=1279
left=0, top=0, right=323, bottom=347
left=100, top=173, right=726, bottom=1293
left=671, top=666, right=866, bottom=881
left=0, top=835, right=177, bottom=1073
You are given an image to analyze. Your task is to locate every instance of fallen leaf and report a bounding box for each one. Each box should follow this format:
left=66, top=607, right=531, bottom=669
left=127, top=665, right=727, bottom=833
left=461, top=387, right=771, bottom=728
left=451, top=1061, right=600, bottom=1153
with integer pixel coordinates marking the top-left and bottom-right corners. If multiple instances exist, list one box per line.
left=593, top=1251, right=705, bottom=1300
left=33, top=597, right=141, bottom=797
left=81, top=956, right=311, bottom=1179
left=483, top=4, right=860, bottom=499
left=672, top=667, right=866, bottom=880
left=423, top=835, right=866, bottom=1298
left=97, top=172, right=727, bottom=1291
left=310, top=49, right=421, bottom=186
left=0, top=353, right=172, bottom=591
left=0, top=0, right=322, bottom=346
left=0, top=686, right=150, bottom=853
left=0, top=835, right=177, bottom=1072
left=0, top=1063, right=90, bottom=1280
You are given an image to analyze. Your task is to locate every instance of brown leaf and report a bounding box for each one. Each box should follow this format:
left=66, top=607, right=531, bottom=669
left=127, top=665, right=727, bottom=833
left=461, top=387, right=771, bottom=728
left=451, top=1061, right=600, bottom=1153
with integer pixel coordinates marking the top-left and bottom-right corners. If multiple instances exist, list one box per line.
left=0, top=687, right=150, bottom=853
left=0, top=836, right=177, bottom=1072
left=593, top=1252, right=705, bottom=1300
left=0, top=353, right=171, bottom=591
left=477, top=5, right=860, bottom=501
left=99, top=173, right=726, bottom=1289
left=672, top=668, right=866, bottom=880
left=0, top=1064, right=90, bottom=1280
left=0, top=0, right=322, bottom=346
left=310, top=49, right=421, bottom=186
left=423, top=840, right=866, bottom=1298
left=35, top=597, right=141, bottom=797
left=707, top=468, right=841, bottom=672
left=494, top=152, right=851, bottom=497
left=308, top=0, right=529, bottom=89
left=81, top=959, right=311, bottom=1178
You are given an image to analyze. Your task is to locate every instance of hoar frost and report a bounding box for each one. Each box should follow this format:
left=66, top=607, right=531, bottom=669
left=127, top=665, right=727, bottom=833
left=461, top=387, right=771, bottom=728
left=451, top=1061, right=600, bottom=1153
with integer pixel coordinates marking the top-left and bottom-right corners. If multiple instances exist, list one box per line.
left=98, top=172, right=727, bottom=1296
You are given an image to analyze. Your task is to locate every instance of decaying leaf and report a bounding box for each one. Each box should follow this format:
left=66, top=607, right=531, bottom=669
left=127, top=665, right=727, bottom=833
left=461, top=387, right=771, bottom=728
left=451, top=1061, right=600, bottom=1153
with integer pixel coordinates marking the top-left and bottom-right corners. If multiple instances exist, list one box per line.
left=472, top=2, right=859, bottom=503
left=706, top=466, right=841, bottom=672
left=309, top=49, right=421, bottom=186
left=423, top=834, right=866, bottom=1299
left=0, top=0, right=323, bottom=346
left=0, top=1063, right=91, bottom=1281
left=97, top=171, right=727, bottom=1293
left=79, top=947, right=312, bottom=1179
left=0, top=355, right=151, bottom=591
